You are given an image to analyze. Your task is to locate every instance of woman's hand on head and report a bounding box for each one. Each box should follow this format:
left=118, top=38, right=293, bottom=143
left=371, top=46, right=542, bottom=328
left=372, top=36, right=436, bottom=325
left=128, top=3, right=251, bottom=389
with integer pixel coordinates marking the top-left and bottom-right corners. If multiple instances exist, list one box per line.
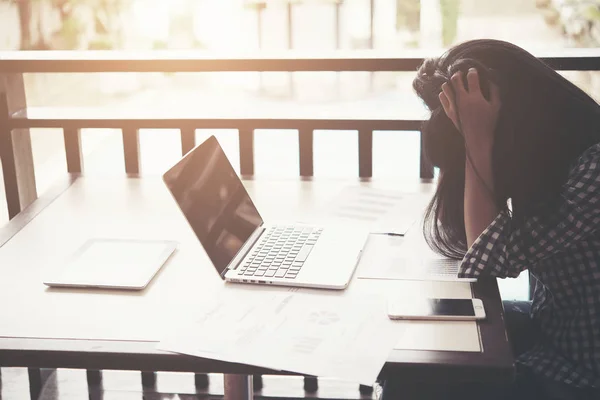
left=438, top=68, right=501, bottom=154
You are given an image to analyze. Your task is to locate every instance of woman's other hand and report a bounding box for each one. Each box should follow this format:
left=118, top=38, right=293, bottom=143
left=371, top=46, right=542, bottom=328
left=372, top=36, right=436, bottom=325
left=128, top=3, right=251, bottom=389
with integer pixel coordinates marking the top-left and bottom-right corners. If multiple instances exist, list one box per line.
left=438, top=68, right=501, bottom=154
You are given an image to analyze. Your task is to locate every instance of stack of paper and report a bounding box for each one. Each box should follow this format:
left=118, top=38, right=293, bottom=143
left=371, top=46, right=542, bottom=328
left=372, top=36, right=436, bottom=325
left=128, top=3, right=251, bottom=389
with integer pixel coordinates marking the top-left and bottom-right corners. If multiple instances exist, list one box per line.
left=356, top=231, right=474, bottom=282
left=158, top=290, right=403, bottom=385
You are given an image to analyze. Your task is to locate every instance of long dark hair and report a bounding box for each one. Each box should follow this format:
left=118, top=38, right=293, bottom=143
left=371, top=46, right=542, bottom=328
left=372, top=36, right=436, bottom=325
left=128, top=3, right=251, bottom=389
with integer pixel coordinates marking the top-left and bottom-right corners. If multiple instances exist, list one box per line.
left=413, top=39, right=600, bottom=259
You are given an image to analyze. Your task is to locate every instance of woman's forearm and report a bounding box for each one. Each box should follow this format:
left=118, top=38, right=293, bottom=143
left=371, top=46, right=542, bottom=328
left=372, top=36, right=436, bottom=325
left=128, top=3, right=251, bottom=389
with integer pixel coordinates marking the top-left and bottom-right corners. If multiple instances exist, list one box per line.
left=464, top=150, right=499, bottom=247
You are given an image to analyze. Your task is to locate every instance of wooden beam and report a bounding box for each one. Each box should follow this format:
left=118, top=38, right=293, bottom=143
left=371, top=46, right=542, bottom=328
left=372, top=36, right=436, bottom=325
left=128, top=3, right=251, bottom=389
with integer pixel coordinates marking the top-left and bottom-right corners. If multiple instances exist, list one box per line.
left=298, top=129, right=314, bottom=177
left=1, top=50, right=600, bottom=73
left=180, top=127, right=196, bottom=156
left=10, top=115, right=424, bottom=131
left=63, top=128, right=83, bottom=173
left=238, top=128, right=255, bottom=176
left=121, top=127, right=140, bottom=174
left=0, top=74, right=37, bottom=220
left=358, top=130, right=373, bottom=178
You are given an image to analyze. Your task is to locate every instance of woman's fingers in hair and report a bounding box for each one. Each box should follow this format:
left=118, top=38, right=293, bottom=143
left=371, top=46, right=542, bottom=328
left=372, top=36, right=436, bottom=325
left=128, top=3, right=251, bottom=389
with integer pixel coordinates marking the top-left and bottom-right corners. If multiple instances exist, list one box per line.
left=438, top=90, right=451, bottom=115
left=450, top=72, right=466, bottom=94
left=439, top=83, right=460, bottom=130
left=441, top=81, right=456, bottom=111
left=466, top=68, right=480, bottom=94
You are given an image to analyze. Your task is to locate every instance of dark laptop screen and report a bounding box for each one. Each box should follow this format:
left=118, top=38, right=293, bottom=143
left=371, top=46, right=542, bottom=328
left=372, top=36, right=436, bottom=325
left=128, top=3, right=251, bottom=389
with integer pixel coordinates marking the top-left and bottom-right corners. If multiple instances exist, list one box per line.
left=163, top=136, right=263, bottom=276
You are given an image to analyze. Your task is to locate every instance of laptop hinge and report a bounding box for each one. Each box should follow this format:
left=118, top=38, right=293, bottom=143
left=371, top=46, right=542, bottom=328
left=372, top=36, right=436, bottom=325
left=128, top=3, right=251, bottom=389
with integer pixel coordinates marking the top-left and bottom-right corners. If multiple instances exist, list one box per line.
left=221, top=225, right=265, bottom=278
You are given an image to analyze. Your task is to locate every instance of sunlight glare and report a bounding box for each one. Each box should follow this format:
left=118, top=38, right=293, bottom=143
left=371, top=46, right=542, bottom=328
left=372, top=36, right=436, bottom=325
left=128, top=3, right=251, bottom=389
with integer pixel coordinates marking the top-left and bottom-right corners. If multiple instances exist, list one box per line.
left=131, top=0, right=249, bottom=51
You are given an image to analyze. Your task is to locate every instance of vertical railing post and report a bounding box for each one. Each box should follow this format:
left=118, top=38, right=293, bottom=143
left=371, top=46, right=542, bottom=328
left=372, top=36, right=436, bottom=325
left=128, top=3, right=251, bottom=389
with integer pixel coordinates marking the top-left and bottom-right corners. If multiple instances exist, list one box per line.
left=358, top=130, right=373, bottom=178
left=27, top=367, right=42, bottom=400
left=63, top=127, right=84, bottom=173
left=239, top=128, right=255, bottom=176
left=86, top=368, right=103, bottom=400
left=194, top=372, right=209, bottom=390
left=86, top=370, right=102, bottom=387
left=141, top=371, right=156, bottom=389
left=0, top=74, right=37, bottom=219
left=87, top=369, right=103, bottom=400
left=180, top=127, right=196, bottom=155
left=122, top=127, right=140, bottom=174
left=298, top=129, right=314, bottom=177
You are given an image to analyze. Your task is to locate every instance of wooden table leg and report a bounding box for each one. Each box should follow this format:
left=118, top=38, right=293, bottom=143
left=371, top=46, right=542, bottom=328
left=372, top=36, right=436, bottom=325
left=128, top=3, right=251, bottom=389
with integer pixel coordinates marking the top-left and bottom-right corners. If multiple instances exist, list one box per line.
left=224, top=374, right=253, bottom=400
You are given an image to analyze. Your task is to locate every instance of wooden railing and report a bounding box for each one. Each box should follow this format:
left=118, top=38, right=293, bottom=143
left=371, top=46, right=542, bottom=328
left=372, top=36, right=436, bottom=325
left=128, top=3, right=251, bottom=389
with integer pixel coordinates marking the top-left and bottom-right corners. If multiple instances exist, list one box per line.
left=3, top=49, right=600, bottom=220
left=1, top=49, right=600, bottom=398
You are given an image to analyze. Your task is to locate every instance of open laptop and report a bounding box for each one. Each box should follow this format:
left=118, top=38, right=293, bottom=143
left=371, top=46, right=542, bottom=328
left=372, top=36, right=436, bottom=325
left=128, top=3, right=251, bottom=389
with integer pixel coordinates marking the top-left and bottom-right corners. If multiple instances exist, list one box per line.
left=162, top=135, right=368, bottom=290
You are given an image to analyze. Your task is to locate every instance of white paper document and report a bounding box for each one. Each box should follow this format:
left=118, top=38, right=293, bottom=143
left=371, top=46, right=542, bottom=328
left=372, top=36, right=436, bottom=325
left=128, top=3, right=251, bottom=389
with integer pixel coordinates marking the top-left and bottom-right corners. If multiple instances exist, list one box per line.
left=322, top=186, right=428, bottom=235
left=360, top=257, right=465, bottom=281
left=158, top=290, right=403, bottom=385
left=357, top=233, right=476, bottom=282
left=393, top=319, right=481, bottom=352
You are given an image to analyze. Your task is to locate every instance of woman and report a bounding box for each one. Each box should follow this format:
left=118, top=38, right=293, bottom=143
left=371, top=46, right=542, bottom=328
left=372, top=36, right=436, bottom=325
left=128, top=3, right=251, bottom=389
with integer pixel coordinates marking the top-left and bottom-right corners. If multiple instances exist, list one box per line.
left=383, top=39, right=600, bottom=399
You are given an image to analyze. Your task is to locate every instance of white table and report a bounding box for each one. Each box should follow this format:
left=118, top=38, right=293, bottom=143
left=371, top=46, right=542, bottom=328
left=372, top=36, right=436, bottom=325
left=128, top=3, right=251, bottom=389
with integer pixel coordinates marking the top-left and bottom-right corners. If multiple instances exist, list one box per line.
left=0, top=175, right=514, bottom=400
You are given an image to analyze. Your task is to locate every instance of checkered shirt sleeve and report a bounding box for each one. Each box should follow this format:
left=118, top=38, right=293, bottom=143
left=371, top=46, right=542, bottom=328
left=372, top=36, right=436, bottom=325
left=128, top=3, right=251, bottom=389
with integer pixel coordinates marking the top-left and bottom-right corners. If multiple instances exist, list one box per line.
left=458, top=143, right=600, bottom=279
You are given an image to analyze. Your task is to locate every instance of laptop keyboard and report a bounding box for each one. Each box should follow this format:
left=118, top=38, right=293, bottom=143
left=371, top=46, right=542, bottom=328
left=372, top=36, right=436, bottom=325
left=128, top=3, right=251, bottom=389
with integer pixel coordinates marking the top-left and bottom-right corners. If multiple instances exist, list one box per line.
left=238, top=226, right=323, bottom=279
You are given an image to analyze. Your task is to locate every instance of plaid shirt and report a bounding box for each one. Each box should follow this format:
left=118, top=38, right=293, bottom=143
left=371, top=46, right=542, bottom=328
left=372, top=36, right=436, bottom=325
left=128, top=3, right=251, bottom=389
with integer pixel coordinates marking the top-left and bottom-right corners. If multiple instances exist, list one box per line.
left=458, top=142, right=600, bottom=389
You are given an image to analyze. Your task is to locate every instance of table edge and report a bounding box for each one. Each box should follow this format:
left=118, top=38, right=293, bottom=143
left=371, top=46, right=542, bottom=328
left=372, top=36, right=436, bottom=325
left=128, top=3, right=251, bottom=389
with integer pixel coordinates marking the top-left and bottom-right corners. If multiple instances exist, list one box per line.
left=0, top=174, right=79, bottom=248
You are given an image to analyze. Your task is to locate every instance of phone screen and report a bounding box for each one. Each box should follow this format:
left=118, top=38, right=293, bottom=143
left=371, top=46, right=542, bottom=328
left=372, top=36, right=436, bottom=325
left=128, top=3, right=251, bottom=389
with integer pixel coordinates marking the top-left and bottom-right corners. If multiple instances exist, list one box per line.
left=392, top=298, right=475, bottom=317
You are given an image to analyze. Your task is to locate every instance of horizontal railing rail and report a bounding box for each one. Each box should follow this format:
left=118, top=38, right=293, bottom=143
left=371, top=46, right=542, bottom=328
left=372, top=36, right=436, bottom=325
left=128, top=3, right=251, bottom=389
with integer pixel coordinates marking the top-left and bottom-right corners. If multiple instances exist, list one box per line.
left=2, top=106, right=429, bottom=191
left=1, top=49, right=600, bottom=72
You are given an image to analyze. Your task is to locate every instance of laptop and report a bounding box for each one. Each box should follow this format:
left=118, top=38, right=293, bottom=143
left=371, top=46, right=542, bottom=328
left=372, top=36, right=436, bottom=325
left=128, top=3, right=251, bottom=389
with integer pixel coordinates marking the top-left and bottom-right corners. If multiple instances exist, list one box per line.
left=162, top=135, right=368, bottom=290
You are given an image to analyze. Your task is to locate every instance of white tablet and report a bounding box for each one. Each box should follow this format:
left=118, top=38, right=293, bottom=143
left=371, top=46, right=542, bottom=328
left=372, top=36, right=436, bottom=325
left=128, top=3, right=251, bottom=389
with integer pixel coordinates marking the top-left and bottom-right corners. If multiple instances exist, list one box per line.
left=43, top=238, right=178, bottom=290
